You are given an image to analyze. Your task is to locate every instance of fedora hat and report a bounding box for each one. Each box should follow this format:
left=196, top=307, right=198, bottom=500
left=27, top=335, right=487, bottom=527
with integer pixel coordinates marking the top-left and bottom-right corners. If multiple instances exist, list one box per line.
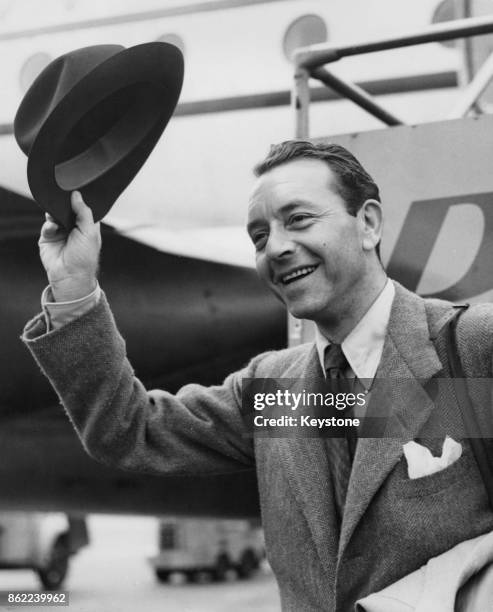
left=14, top=43, right=184, bottom=228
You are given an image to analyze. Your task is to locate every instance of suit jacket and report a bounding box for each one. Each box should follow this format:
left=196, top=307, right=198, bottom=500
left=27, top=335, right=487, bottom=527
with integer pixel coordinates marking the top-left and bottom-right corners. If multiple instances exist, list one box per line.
left=22, top=281, right=493, bottom=612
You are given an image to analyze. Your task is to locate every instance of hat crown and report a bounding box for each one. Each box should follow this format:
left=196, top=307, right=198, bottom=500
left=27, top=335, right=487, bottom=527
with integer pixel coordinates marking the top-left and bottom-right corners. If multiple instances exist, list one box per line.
left=13, top=42, right=184, bottom=229
left=14, top=45, right=123, bottom=155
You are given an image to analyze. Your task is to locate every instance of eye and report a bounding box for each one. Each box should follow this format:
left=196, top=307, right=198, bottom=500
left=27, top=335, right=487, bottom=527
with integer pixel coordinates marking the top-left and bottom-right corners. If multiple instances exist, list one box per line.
left=250, top=230, right=268, bottom=251
left=288, top=213, right=312, bottom=226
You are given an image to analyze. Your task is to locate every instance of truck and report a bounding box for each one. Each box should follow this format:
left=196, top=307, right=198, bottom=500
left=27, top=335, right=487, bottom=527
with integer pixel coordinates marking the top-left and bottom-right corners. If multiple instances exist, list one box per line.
left=150, top=518, right=264, bottom=582
left=0, top=512, right=88, bottom=590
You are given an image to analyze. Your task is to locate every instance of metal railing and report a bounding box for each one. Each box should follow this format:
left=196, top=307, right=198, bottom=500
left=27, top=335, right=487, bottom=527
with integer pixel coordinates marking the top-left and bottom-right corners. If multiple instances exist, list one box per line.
left=292, top=15, right=493, bottom=138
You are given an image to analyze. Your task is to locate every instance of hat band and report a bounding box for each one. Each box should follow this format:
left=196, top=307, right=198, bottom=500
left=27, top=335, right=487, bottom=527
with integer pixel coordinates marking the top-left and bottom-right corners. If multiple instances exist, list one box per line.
left=55, top=82, right=163, bottom=190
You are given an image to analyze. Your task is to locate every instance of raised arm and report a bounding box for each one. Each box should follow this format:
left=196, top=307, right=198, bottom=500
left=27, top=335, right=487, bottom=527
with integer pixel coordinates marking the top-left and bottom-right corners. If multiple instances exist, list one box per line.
left=23, top=192, right=257, bottom=476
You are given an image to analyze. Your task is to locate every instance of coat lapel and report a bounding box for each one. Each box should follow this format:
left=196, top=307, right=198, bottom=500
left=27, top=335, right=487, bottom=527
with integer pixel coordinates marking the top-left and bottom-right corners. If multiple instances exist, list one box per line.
left=277, top=345, right=339, bottom=586
left=339, top=282, right=444, bottom=557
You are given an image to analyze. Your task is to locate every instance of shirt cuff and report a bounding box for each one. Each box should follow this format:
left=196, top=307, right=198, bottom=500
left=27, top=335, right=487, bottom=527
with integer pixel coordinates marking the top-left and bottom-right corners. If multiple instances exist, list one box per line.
left=42, top=283, right=102, bottom=331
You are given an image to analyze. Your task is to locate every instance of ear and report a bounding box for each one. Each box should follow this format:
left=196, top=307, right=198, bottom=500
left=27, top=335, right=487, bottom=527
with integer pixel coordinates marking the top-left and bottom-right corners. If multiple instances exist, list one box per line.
left=358, top=199, right=383, bottom=252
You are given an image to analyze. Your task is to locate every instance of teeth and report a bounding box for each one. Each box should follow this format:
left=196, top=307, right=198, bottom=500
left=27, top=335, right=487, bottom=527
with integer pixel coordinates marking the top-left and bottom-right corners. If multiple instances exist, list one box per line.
left=282, top=266, right=316, bottom=284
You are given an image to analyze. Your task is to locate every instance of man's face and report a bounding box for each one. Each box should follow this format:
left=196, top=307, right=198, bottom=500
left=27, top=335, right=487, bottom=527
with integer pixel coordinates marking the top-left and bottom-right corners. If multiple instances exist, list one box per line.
left=247, top=158, right=370, bottom=324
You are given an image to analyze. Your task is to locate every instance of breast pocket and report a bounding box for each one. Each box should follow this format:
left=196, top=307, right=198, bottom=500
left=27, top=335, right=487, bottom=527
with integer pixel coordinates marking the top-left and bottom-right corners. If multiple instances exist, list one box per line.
left=395, top=448, right=478, bottom=498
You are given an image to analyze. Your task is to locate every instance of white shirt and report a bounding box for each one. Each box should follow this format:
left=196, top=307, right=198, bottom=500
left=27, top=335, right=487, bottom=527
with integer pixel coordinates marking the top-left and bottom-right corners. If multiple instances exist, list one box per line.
left=42, top=284, right=101, bottom=331
left=315, top=279, right=395, bottom=391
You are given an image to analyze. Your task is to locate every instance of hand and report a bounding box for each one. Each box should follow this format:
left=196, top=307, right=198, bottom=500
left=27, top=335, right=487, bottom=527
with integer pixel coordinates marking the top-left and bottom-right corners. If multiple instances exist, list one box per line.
left=39, top=191, right=101, bottom=302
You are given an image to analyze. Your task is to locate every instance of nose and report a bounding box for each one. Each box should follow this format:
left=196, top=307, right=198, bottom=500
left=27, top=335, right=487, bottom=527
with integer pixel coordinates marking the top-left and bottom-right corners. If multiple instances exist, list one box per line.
left=265, top=225, right=295, bottom=260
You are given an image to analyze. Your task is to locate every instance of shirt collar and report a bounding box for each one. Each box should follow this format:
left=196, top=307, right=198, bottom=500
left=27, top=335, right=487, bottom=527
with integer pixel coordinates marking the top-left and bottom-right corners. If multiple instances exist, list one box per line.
left=315, top=278, right=395, bottom=381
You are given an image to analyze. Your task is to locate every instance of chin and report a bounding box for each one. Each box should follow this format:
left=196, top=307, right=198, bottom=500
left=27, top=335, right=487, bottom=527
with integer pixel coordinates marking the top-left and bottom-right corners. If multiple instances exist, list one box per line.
left=285, top=300, right=326, bottom=322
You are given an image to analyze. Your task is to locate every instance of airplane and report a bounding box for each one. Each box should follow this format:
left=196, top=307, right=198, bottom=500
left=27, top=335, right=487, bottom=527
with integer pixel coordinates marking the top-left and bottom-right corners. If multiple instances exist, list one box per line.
left=1, top=0, right=492, bottom=518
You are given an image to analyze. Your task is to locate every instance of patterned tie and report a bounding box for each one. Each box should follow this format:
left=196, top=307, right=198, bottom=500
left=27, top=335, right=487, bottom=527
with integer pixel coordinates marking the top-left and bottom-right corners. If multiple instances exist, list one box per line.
left=324, top=344, right=355, bottom=525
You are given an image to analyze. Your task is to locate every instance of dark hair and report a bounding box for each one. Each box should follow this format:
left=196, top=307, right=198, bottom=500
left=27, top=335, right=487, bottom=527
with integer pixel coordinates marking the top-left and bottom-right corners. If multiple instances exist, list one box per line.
left=254, top=140, right=380, bottom=216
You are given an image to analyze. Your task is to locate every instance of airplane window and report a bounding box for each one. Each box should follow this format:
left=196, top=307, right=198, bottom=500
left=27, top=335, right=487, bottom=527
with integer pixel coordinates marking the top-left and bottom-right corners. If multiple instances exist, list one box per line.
left=283, top=14, right=328, bottom=62
left=432, top=0, right=493, bottom=106
left=19, top=52, right=52, bottom=93
left=432, top=0, right=459, bottom=47
left=432, top=0, right=493, bottom=47
left=155, top=33, right=186, bottom=57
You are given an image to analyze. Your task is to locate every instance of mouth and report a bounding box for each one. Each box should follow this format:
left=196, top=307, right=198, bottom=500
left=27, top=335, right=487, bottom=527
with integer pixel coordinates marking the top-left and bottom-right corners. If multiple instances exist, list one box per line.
left=277, top=265, right=319, bottom=285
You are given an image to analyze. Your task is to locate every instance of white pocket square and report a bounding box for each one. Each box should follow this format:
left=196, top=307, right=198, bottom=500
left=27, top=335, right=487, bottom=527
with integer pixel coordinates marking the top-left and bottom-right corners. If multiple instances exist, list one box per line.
left=403, top=436, right=462, bottom=479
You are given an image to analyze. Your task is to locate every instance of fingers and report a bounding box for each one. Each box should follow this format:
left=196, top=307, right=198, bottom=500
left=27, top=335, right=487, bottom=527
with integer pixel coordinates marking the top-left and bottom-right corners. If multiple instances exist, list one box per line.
left=71, top=191, right=95, bottom=229
left=39, top=192, right=100, bottom=248
left=39, top=213, right=67, bottom=243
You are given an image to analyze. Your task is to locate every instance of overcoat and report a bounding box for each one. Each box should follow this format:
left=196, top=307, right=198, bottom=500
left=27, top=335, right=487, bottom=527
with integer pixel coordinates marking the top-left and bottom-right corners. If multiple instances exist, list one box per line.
left=23, top=281, right=493, bottom=611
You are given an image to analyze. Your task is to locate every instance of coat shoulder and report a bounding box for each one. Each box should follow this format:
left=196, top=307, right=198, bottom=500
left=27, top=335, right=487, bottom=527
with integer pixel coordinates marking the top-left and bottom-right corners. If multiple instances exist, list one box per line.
left=458, top=302, right=493, bottom=338
left=423, top=295, right=493, bottom=375
left=251, top=342, right=315, bottom=378
left=424, top=295, right=493, bottom=338
left=422, top=295, right=458, bottom=337
left=455, top=303, right=493, bottom=372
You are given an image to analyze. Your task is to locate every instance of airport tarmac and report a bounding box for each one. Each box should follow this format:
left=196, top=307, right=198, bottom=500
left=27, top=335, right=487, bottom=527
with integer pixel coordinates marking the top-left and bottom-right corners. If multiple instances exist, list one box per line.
left=0, top=515, right=280, bottom=612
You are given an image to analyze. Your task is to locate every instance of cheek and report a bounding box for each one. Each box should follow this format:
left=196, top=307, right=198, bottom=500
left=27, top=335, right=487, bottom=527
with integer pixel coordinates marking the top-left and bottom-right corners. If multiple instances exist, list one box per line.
left=319, top=241, right=342, bottom=269
left=255, top=256, right=270, bottom=282
left=319, top=241, right=357, bottom=278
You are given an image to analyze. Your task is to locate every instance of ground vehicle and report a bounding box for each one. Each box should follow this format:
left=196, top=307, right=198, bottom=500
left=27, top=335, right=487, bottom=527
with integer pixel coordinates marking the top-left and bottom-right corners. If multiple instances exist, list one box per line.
left=0, top=512, right=88, bottom=589
left=150, top=518, right=264, bottom=582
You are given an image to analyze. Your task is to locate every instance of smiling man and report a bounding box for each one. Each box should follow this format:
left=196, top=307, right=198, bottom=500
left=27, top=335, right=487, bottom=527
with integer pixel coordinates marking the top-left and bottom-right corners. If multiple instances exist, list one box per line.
left=22, top=140, right=493, bottom=611
left=248, top=142, right=386, bottom=342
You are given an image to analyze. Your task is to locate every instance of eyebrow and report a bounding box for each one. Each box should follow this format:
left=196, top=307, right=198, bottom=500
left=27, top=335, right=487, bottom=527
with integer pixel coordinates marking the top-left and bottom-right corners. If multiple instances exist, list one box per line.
left=247, top=200, right=316, bottom=234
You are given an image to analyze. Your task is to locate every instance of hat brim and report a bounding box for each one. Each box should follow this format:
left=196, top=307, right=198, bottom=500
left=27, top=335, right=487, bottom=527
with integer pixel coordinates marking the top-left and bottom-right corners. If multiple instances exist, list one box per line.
left=27, top=42, right=184, bottom=228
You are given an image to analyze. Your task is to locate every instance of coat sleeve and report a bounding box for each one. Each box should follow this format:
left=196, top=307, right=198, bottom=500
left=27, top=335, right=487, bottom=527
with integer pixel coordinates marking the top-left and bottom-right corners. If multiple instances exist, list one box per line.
left=22, top=292, right=270, bottom=476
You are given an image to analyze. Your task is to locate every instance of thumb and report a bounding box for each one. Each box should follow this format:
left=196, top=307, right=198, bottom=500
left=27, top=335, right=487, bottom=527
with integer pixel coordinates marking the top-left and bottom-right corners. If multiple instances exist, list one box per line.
left=71, top=191, right=95, bottom=230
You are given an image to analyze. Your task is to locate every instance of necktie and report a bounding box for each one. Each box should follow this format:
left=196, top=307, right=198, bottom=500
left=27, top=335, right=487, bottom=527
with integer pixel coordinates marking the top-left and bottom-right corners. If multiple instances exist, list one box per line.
left=324, top=344, right=355, bottom=524
left=325, top=343, right=352, bottom=395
